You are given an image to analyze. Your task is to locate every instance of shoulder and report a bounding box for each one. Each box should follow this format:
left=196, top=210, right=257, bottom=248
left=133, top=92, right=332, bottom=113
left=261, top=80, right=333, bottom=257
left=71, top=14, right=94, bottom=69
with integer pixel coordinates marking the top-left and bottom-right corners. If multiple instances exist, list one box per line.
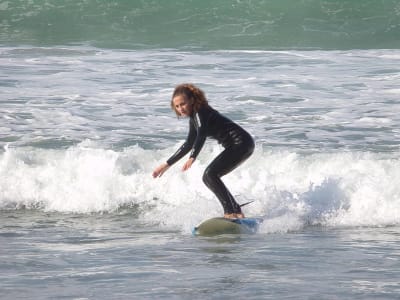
left=197, top=105, right=218, bottom=117
left=191, top=106, right=213, bottom=127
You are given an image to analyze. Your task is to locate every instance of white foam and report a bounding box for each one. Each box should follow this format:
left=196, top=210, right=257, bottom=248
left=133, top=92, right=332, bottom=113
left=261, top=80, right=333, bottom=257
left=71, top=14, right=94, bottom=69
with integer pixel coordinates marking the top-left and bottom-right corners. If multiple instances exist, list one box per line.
left=1, top=143, right=400, bottom=233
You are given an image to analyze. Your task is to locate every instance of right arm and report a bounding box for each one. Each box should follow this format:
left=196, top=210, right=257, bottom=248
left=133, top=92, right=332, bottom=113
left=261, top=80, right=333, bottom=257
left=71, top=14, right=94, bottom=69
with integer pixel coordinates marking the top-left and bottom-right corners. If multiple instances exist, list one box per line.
left=152, top=120, right=196, bottom=178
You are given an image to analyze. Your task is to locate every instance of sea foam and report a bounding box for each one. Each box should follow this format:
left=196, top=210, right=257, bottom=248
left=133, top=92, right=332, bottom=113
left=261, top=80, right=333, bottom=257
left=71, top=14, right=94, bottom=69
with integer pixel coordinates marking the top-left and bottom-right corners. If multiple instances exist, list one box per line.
left=1, top=142, right=399, bottom=233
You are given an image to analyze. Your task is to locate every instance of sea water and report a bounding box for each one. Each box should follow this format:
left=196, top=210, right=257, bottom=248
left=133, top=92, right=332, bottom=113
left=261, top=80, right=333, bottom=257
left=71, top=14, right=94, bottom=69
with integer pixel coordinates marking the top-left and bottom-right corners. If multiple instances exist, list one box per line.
left=1, top=1, right=400, bottom=299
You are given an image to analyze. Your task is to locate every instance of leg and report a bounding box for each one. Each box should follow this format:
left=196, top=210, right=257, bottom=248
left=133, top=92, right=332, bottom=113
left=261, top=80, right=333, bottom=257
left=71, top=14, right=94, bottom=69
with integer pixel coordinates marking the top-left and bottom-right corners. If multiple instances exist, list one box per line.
left=203, top=161, right=241, bottom=214
left=202, top=143, right=254, bottom=215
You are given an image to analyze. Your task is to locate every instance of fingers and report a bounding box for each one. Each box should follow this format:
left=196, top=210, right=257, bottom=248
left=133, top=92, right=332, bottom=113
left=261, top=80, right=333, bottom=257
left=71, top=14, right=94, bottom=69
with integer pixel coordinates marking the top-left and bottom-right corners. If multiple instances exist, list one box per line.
left=182, top=163, right=190, bottom=171
left=153, top=159, right=194, bottom=178
left=152, top=164, right=169, bottom=178
left=153, top=169, right=164, bottom=178
left=182, top=158, right=194, bottom=171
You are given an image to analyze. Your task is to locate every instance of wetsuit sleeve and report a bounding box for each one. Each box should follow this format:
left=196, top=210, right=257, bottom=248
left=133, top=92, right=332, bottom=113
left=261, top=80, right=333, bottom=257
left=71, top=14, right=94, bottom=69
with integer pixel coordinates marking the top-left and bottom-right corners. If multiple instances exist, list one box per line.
left=166, top=120, right=196, bottom=166
left=189, top=112, right=207, bottom=160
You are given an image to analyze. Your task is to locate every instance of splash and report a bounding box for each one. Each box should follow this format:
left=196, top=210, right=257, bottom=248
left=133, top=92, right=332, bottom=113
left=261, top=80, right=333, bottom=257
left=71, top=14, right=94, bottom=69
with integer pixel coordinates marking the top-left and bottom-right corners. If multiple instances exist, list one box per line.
left=1, top=142, right=400, bottom=232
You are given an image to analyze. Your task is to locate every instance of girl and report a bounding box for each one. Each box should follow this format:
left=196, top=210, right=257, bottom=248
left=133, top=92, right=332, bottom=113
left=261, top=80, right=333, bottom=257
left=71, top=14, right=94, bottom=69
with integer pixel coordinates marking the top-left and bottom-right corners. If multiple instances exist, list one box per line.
left=152, top=84, right=254, bottom=219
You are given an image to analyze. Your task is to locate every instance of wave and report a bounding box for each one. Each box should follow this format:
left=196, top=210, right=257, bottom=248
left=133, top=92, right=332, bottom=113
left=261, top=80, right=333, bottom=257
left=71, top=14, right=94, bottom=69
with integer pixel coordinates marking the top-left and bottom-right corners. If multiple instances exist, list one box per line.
left=1, top=141, right=400, bottom=233
left=1, top=0, right=400, bottom=50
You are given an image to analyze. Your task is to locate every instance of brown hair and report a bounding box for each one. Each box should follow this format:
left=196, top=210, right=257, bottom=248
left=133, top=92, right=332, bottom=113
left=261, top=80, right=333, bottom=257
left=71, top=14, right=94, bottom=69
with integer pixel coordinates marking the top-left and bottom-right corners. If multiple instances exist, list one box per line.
left=170, top=83, right=209, bottom=116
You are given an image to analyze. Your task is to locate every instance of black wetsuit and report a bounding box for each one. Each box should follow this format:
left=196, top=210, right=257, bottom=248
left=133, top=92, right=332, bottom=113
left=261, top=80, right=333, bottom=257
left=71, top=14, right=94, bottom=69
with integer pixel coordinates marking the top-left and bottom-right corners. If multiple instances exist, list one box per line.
left=167, top=105, right=254, bottom=214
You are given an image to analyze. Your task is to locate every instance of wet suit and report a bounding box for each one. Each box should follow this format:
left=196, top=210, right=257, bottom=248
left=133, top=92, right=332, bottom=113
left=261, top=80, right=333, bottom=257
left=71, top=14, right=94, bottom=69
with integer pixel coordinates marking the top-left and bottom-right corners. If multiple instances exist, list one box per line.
left=166, top=105, right=254, bottom=214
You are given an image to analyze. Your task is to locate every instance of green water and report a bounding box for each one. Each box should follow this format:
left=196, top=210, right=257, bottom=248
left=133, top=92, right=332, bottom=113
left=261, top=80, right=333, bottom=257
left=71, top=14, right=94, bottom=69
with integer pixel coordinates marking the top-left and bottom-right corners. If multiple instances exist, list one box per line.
left=1, top=0, right=399, bottom=50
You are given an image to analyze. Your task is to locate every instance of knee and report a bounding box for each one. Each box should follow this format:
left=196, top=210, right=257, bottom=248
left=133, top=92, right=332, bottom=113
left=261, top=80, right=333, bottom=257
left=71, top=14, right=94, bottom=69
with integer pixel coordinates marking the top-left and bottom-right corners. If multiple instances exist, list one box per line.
left=246, top=137, right=255, bottom=157
left=241, top=140, right=255, bottom=161
left=202, top=167, right=215, bottom=187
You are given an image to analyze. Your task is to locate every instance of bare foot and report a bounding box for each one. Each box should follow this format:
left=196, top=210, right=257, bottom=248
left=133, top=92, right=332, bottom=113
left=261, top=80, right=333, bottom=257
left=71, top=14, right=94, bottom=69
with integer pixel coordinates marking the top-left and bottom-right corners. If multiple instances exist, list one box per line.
left=235, top=213, right=245, bottom=219
left=224, top=213, right=236, bottom=219
left=224, top=213, right=245, bottom=219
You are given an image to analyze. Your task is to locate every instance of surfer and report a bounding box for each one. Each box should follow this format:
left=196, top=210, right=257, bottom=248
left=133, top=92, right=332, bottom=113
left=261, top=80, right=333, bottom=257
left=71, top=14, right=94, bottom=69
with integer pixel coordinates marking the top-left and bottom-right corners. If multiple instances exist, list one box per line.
left=152, top=83, right=254, bottom=219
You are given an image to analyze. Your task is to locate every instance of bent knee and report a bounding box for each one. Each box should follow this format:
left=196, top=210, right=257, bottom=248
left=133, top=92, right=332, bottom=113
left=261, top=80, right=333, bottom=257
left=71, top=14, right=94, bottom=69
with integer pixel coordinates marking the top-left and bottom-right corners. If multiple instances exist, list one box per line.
left=202, top=168, right=216, bottom=186
left=245, top=138, right=255, bottom=157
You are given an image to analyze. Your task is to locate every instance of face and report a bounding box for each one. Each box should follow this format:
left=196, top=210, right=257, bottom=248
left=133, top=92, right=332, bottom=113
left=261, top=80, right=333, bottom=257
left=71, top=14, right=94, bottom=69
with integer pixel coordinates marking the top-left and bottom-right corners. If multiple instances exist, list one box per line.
left=172, top=95, right=192, bottom=117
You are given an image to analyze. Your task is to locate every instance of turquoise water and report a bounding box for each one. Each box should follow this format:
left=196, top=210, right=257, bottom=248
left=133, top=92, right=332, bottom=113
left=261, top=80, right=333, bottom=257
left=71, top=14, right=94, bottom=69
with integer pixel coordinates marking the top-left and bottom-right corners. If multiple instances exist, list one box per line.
left=1, top=1, right=400, bottom=299
left=1, top=0, right=400, bottom=50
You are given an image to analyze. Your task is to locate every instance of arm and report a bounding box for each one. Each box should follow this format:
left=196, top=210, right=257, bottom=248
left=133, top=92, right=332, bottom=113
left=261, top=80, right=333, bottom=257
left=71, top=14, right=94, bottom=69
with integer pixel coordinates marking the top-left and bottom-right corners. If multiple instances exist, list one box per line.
left=181, top=111, right=208, bottom=172
left=166, top=120, right=196, bottom=166
left=188, top=111, right=207, bottom=161
left=152, top=120, right=196, bottom=178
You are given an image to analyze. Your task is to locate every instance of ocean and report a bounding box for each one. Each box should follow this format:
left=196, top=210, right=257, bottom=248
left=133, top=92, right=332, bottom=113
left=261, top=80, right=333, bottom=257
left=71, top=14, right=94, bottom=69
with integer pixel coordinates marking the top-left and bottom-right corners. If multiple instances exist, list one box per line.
left=1, top=1, right=400, bottom=299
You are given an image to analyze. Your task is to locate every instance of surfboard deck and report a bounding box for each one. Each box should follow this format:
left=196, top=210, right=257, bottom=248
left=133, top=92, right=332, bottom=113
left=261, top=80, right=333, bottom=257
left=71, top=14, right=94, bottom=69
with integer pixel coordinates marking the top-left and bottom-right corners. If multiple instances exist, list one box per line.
left=192, top=217, right=262, bottom=236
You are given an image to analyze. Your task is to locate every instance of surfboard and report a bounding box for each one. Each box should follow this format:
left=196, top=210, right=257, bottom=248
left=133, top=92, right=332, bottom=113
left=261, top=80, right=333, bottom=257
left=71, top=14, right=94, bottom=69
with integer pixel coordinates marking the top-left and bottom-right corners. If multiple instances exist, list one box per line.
left=192, top=217, right=262, bottom=236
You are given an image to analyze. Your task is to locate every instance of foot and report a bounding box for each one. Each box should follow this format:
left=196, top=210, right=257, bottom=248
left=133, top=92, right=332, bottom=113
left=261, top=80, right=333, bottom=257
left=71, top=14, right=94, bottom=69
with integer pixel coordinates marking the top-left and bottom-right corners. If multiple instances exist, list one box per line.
left=235, top=213, right=245, bottom=219
left=224, top=213, right=237, bottom=219
left=223, top=213, right=245, bottom=219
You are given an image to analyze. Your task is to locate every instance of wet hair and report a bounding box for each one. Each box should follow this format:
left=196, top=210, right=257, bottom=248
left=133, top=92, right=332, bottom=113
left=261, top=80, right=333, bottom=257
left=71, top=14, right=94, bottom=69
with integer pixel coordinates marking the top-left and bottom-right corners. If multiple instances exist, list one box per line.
left=170, top=83, right=209, bottom=116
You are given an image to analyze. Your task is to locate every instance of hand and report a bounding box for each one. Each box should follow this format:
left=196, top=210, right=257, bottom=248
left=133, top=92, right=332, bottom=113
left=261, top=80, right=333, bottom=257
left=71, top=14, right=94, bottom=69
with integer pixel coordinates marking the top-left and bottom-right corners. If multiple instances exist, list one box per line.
left=182, top=157, right=195, bottom=172
left=152, top=163, right=170, bottom=178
